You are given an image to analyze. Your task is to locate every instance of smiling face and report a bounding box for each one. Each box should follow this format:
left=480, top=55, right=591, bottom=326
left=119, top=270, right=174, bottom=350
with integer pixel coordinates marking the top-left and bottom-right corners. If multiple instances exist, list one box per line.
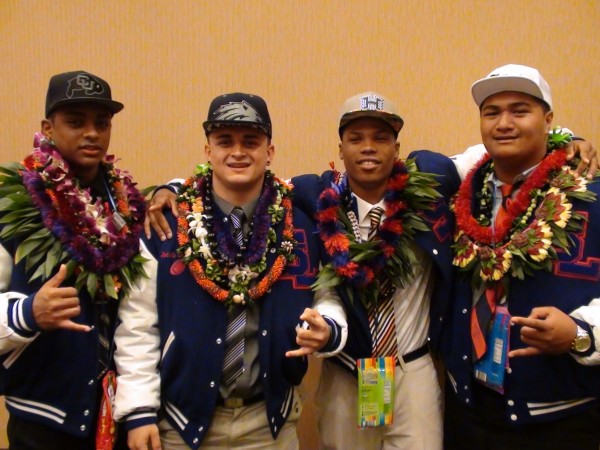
left=480, top=91, right=553, bottom=183
left=205, top=126, right=274, bottom=204
left=338, top=117, right=399, bottom=203
left=41, top=103, right=112, bottom=185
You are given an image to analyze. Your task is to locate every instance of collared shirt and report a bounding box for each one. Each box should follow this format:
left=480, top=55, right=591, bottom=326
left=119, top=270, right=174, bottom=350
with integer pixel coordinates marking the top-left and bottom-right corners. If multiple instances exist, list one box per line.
left=355, top=194, right=434, bottom=356
left=212, top=194, right=346, bottom=398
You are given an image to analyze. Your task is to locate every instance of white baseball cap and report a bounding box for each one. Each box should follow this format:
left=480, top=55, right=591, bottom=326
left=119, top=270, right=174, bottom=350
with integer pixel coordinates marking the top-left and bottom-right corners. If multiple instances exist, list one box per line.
left=338, top=91, right=404, bottom=136
left=471, top=64, right=553, bottom=110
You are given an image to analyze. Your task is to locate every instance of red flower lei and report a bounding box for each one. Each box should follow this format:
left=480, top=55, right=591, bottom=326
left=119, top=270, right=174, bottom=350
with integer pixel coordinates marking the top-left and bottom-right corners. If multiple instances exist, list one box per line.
left=454, top=150, right=567, bottom=245
left=453, top=146, right=596, bottom=285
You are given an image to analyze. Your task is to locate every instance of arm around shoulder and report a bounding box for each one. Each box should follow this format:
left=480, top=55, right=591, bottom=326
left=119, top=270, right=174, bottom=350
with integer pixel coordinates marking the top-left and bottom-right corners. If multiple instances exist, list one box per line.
left=449, top=144, right=487, bottom=181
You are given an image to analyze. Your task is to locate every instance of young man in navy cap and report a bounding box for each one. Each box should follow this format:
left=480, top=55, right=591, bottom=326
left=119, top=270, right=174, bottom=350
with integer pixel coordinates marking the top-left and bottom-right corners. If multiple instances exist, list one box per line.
left=113, top=92, right=346, bottom=450
left=442, top=64, right=600, bottom=449
left=0, top=71, right=149, bottom=449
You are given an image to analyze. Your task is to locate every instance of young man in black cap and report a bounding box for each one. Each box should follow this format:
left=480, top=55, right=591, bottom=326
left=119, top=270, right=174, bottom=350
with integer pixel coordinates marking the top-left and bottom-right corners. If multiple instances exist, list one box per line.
left=113, top=92, right=346, bottom=450
left=0, top=71, right=150, bottom=449
left=442, top=64, right=600, bottom=450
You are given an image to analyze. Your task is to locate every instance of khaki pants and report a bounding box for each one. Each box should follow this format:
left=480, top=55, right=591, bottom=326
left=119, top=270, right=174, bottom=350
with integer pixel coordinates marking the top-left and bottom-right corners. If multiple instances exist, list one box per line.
left=316, top=354, right=442, bottom=450
left=159, top=388, right=303, bottom=450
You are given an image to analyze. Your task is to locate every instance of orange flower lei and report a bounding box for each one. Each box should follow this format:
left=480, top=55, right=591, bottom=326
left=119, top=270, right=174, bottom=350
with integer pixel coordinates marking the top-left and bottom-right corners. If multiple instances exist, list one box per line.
left=177, top=166, right=296, bottom=307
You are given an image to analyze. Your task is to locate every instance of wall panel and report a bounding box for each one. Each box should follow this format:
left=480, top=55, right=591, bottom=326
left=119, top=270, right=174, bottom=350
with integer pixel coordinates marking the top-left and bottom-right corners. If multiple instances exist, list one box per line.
left=0, top=1, right=598, bottom=447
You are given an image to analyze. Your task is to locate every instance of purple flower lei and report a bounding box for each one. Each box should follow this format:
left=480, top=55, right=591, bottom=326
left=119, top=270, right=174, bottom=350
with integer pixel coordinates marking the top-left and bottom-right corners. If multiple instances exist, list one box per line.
left=186, top=169, right=278, bottom=266
left=22, top=133, right=146, bottom=274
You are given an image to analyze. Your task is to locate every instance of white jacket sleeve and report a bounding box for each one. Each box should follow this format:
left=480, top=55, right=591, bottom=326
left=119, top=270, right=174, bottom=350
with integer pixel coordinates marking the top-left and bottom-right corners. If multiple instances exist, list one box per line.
left=0, top=244, right=40, bottom=355
left=312, top=286, right=348, bottom=357
left=570, top=298, right=600, bottom=366
left=113, top=240, right=161, bottom=421
left=449, top=144, right=487, bottom=181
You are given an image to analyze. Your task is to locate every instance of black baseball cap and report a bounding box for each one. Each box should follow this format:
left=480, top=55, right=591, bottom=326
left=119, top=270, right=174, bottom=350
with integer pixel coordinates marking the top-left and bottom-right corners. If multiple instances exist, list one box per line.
left=45, top=71, right=124, bottom=118
left=203, top=92, right=272, bottom=138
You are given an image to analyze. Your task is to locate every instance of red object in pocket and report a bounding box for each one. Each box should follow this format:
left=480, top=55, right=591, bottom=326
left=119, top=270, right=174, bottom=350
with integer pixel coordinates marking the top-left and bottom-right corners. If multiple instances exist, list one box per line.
left=96, top=370, right=117, bottom=450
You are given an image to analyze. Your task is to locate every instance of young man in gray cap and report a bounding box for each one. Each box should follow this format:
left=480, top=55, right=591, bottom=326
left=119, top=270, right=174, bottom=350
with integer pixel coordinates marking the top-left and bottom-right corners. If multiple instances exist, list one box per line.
left=113, top=92, right=346, bottom=450
left=0, top=71, right=149, bottom=449
left=290, top=91, right=460, bottom=449
left=442, top=64, right=600, bottom=449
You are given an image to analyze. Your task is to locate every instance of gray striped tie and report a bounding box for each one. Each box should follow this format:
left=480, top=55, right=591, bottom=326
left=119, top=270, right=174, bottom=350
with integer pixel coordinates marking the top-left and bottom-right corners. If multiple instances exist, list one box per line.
left=223, top=304, right=246, bottom=385
left=222, top=207, right=247, bottom=385
left=230, top=207, right=245, bottom=247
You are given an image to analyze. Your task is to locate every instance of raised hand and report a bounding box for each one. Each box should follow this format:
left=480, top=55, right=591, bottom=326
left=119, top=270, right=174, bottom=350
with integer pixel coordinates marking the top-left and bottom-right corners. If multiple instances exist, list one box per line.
left=509, top=306, right=577, bottom=357
left=286, top=308, right=332, bottom=357
left=32, top=264, right=91, bottom=332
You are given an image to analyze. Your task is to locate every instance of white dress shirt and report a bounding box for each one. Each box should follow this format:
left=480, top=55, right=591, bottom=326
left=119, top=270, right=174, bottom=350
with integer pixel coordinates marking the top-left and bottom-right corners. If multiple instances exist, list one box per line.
left=355, top=195, right=434, bottom=356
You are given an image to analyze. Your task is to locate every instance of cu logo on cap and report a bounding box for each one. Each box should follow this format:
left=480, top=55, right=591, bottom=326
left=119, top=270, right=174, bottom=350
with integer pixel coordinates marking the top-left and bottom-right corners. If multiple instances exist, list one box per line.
left=66, top=74, right=104, bottom=98
left=360, top=95, right=384, bottom=111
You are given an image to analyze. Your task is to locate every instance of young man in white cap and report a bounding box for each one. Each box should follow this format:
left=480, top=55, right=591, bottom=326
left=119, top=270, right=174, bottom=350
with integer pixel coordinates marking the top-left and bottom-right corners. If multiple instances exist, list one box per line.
left=113, top=92, right=346, bottom=450
left=0, top=71, right=148, bottom=449
left=442, top=64, right=600, bottom=449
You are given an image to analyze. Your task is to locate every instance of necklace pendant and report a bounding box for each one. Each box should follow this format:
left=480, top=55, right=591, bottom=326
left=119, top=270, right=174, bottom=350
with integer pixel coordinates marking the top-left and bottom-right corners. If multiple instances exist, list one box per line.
left=112, top=212, right=127, bottom=231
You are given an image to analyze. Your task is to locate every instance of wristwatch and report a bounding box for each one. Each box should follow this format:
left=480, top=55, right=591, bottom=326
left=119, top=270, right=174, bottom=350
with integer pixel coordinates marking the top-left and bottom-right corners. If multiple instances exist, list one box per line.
left=571, top=325, right=592, bottom=354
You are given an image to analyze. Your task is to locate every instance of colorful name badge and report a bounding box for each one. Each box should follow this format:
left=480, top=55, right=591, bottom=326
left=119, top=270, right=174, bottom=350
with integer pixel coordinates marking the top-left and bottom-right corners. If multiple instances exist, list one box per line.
left=474, top=306, right=511, bottom=394
left=357, top=356, right=395, bottom=428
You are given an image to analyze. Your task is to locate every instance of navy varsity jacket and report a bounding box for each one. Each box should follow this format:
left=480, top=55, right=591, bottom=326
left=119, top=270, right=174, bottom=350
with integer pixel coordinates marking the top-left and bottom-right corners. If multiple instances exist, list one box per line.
left=0, top=233, right=118, bottom=438
left=114, top=204, right=330, bottom=449
left=441, top=162, right=600, bottom=425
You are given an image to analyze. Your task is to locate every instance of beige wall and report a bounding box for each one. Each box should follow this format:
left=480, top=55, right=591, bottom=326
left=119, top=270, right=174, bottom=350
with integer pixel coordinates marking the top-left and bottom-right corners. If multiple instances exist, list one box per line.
left=0, top=0, right=598, bottom=448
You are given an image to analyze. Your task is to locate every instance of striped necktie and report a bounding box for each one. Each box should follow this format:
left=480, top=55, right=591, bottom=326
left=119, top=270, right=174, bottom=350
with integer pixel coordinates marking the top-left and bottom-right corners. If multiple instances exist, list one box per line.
left=366, top=206, right=398, bottom=359
left=471, top=184, right=513, bottom=360
left=222, top=207, right=247, bottom=385
left=229, top=206, right=245, bottom=247
left=367, top=206, right=383, bottom=241
left=222, top=304, right=247, bottom=385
